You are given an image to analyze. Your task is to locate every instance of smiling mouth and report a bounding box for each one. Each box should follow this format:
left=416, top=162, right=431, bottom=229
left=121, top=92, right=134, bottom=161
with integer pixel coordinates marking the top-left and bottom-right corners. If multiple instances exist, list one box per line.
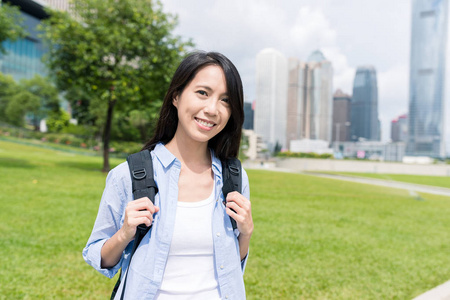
left=195, top=118, right=216, bottom=128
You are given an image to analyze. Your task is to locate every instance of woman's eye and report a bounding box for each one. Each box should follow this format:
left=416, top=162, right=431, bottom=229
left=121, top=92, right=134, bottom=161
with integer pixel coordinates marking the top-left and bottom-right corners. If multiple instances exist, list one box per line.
left=197, top=90, right=207, bottom=96
left=222, top=98, right=230, bottom=103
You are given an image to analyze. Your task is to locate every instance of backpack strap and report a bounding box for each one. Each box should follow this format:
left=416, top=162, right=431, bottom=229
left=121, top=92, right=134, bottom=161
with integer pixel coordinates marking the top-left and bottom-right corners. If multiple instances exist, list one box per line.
left=221, top=158, right=242, bottom=231
left=111, top=150, right=158, bottom=300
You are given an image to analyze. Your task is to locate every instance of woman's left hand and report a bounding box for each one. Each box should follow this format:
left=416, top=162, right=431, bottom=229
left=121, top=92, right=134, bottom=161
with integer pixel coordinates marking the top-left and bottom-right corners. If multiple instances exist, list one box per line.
left=225, top=191, right=254, bottom=237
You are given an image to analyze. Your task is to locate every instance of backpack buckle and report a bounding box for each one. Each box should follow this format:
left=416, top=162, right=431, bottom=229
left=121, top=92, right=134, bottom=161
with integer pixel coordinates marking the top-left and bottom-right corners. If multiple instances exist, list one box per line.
left=132, top=168, right=146, bottom=180
left=228, top=165, right=240, bottom=176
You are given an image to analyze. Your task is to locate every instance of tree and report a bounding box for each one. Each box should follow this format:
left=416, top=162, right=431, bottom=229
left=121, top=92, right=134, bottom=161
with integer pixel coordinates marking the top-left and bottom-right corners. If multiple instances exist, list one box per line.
left=0, top=74, right=60, bottom=128
left=0, top=72, right=18, bottom=122
left=19, top=75, right=60, bottom=130
left=5, top=90, right=40, bottom=127
left=0, top=1, right=26, bottom=53
left=41, top=0, right=192, bottom=172
left=0, top=73, right=39, bottom=127
left=273, top=141, right=282, bottom=156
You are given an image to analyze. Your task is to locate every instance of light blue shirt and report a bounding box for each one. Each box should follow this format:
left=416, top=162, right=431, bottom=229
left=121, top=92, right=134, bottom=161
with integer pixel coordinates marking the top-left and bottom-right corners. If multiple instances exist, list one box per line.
left=82, top=143, right=250, bottom=299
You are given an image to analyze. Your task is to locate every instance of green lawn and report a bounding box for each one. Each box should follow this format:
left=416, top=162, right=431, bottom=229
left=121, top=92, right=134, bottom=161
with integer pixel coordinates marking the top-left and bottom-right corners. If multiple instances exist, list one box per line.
left=1, top=139, right=450, bottom=299
left=327, top=172, right=450, bottom=189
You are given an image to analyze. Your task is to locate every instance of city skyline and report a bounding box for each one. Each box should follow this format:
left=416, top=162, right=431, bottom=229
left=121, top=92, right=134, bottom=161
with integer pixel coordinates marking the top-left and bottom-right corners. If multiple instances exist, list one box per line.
left=162, top=0, right=450, bottom=155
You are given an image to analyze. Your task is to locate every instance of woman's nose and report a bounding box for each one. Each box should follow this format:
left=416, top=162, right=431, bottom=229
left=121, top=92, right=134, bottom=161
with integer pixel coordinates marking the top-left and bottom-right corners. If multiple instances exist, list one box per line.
left=204, top=99, right=218, bottom=115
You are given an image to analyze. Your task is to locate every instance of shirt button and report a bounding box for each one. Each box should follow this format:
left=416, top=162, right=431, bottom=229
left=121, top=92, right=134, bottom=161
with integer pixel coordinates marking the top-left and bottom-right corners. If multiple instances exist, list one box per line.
left=220, top=265, right=224, bottom=269
left=216, top=233, right=221, bottom=237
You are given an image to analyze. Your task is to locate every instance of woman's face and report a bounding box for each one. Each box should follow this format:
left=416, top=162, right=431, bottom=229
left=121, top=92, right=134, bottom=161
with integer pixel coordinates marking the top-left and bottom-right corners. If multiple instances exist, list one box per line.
left=173, top=65, right=231, bottom=145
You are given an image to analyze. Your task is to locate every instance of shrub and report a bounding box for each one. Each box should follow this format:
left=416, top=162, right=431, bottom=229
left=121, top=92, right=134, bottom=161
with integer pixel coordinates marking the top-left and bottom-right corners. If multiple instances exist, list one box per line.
left=277, top=151, right=333, bottom=159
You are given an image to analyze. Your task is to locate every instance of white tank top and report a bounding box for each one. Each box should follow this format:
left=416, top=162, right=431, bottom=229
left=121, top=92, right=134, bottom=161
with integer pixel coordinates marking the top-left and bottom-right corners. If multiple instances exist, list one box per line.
left=155, top=186, right=221, bottom=299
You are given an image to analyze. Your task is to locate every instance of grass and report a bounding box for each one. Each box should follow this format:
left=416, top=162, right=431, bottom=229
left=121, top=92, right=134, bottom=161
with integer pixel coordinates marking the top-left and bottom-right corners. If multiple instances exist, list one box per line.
left=1, top=139, right=450, bottom=299
left=324, top=172, right=450, bottom=189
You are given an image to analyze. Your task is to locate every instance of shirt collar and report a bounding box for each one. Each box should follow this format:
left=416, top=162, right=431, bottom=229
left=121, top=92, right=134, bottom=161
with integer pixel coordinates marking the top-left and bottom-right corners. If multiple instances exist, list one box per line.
left=153, top=142, right=222, bottom=177
left=153, top=143, right=177, bottom=168
left=210, top=148, right=222, bottom=179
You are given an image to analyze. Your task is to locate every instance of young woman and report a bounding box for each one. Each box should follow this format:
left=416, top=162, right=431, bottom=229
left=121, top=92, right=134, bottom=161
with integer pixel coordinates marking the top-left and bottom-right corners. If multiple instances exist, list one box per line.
left=83, top=51, right=253, bottom=299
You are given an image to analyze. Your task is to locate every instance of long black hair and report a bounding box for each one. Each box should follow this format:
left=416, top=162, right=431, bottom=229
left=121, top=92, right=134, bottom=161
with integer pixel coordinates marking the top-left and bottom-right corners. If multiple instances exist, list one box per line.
left=142, top=51, right=244, bottom=160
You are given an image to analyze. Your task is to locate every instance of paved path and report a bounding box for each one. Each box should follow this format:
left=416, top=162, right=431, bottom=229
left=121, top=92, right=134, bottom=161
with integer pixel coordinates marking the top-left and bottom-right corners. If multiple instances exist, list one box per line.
left=307, top=172, right=450, bottom=198
left=245, top=165, right=450, bottom=197
left=412, top=280, right=450, bottom=300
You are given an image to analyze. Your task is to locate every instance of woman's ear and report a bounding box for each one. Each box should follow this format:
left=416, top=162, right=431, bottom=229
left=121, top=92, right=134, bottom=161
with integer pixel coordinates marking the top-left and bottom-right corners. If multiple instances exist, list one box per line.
left=172, top=93, right=179, bottom=108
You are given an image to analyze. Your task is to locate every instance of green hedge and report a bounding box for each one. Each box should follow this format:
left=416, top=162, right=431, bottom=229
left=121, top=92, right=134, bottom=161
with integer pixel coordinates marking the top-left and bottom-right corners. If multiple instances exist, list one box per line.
left=277, top=151, right=333, bottom=159
left=0, top=123, right=143, bottom=156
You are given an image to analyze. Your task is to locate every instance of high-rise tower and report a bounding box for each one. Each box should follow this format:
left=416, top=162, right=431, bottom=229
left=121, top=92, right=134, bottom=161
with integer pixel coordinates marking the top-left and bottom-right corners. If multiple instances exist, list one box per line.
left=255, top=48, right=288, bottom=150
left=286, top=50, right=333, bottom=148
left=350, top=66, right=380, bottom=141
left=407, top=0, right=448, bottom=157
left=332, top=89, right=351, bottom=142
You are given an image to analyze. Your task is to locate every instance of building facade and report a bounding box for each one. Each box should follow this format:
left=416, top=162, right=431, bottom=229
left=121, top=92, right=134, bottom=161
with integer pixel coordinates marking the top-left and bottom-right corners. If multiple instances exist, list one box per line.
left=306, top=50, right=333, bottom=143
left=407, top=0, right=448, bottom=157
left=286, top=50, right=333, bottom=148
left=243, top=101, right=254, bottom=130
left=332, top=89, right=351, bottom=142
left=0, top=0, right=69, bottom=81
left=0, top=0, right=48, bottom=81
left=391, top=114, right=408, bottom=143
left=286, top=57, right=304, bottom=148
left=254, top=48, right=288, bottom=151
left=350, top=66, right=380, bottom=141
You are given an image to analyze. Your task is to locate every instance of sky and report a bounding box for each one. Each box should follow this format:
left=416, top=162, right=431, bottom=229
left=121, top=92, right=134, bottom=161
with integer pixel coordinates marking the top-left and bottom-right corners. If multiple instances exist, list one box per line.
left=161, top=0, right=450, bottom=154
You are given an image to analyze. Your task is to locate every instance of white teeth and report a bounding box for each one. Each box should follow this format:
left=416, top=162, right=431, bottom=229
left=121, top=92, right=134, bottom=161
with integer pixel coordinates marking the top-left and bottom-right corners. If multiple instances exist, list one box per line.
left=196, top=118, right=214, bottom=127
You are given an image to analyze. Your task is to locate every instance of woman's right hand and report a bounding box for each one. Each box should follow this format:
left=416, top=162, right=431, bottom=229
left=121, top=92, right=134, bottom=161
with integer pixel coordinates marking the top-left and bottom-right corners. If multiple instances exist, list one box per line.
left=119, top=197, right=160, bottom=243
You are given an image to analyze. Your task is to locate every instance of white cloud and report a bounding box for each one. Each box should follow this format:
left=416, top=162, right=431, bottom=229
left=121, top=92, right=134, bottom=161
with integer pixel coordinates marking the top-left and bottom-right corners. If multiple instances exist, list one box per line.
left=378, top=64, right=409, bottom=141
left=289, top=7, right=337, bottom=54
left=322, top=46, right=355, bottom=94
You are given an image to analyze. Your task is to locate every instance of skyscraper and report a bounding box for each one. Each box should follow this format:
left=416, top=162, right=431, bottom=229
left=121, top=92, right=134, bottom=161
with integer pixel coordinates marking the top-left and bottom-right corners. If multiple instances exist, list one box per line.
left=286, top=57, right=305, bottom=147
left=286, top=50, right=333, bottom=148
left=254, top=48, right=288, bottom=150
left=350, top=66, right=380, bottom=141
left=407, top=0, right=448, bottom=157
left=306, top=50, right=333, bottom=143
left=332, top=89, right=351, bottom=142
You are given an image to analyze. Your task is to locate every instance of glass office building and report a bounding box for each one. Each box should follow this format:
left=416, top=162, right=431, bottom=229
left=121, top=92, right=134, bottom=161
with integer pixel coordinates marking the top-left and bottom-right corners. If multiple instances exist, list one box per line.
left=350, top=66, right=380, bottom=141
left=0, top=0, right=48, bottom=81
left=255, top=48, right=288, bottom=150
left=407, top=0, right=448, bottom=157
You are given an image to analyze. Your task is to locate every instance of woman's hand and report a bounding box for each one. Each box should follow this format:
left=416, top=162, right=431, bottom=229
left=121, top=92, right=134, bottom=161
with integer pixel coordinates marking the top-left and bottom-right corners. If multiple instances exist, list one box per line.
left=119, top=197, right=160, bottom=244
left=225, top=191, right=253, bottom=237
left=101, top=197, right=159, bottom=268
left=225, top=191, right=253, bottom=260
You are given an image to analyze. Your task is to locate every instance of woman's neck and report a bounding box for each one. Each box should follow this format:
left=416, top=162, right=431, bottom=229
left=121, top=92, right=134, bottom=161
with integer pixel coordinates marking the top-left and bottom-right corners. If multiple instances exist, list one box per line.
left=165, top=134, right=211, bottom=167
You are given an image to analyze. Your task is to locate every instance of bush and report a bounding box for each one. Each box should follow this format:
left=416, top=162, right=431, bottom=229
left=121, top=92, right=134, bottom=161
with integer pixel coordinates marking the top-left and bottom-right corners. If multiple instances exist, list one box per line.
left=277, top=151, right=333, bottom=159
left=46, top=109, right=71, bottom=132
left=0, top=123, right=144, bottom=156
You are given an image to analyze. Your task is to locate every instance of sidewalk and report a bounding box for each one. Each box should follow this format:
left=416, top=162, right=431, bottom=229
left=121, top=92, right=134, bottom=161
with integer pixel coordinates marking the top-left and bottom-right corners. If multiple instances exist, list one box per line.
left=307, top=172, right=450, bottom=198
left=412, top=280, right=450, bottom=300
left=245, top=164, right=450, bottom=197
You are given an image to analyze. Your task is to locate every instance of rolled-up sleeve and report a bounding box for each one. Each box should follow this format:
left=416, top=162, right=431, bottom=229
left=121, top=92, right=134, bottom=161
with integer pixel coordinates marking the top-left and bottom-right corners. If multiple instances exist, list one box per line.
left=82, top=165, right=127, bottom=278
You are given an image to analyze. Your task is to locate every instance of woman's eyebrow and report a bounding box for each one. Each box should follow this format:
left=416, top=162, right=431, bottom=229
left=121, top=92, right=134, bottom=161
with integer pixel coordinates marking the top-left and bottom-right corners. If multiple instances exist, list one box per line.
left=194, top=85, right=213, bottom=92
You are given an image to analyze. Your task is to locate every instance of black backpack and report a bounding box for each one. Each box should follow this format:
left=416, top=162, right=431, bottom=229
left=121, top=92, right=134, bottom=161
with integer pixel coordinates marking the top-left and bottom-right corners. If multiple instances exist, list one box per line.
left=111, top=150, right=242, bottom=300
